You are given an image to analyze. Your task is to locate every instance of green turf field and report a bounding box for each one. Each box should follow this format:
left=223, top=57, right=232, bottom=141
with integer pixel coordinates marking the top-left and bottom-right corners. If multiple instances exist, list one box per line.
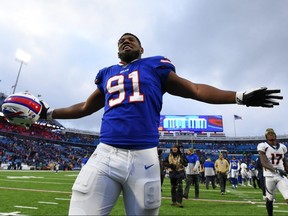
left=0, top=170, right=288, bottom=215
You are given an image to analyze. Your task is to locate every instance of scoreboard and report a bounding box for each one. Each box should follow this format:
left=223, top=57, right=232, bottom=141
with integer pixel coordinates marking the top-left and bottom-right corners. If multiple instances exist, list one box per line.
left=158, top=115, right=223, bottom=132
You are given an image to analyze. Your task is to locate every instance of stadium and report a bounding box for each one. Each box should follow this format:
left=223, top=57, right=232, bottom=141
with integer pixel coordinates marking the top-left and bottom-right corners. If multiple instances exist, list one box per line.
left=1, top=91, right=288, bottom=215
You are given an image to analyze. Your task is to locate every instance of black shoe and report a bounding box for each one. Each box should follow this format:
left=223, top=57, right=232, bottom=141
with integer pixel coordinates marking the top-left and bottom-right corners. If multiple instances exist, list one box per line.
left=177, top=203, right=184, bottom=208
left=183, top=195, right=188, bottom=199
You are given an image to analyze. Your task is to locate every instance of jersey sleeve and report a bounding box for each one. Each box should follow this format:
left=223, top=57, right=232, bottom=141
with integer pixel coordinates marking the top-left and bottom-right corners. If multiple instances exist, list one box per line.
left=148, top=56, right=176, bottom=90
left=257, top=142, right=266, bottom=152
left=94, top=67, right=108, bottom=93
left=148, top=56, right=176, bottom=72
left=281, top=143, right=287, bottom=154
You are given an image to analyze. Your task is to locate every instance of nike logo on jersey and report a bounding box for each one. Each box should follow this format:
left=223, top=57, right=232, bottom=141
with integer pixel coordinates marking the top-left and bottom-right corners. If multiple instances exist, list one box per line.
left=145, top=164, right=154, bottom=170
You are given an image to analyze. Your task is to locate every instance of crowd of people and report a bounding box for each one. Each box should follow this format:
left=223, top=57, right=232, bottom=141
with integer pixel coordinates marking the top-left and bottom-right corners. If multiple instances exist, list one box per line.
left=160, top=142, right=286, bottom=211
left=0, top=118, right=94, bottom=171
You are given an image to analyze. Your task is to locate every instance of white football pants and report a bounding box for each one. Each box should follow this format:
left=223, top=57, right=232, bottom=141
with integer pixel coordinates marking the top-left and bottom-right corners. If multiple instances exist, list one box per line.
left=68, top=143, right=161, bottom=216
left=265, top=175, right=288, bottom=201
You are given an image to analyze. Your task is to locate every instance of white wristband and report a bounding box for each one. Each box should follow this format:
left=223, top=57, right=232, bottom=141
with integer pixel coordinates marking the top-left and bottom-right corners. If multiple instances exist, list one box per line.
left=235, top=91, right=243, bottom=105
left=47, top=109, right=54, bottom=121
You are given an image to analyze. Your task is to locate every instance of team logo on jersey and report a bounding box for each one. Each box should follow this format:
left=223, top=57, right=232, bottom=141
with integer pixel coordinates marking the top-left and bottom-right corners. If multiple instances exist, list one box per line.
left=120, top=68, right=129, bottom=74
left=144, top=164, right=154, bottom=170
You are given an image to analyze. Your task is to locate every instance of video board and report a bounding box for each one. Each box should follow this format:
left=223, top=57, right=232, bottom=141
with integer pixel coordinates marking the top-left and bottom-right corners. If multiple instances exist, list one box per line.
left=158, top=115, right=223, bottom=132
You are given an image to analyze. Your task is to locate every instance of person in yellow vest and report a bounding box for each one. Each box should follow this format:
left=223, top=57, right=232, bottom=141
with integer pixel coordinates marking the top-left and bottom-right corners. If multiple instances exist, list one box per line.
left=215, top=153, right=230, bottom=195
left=163, top=144, right=188, bottom=208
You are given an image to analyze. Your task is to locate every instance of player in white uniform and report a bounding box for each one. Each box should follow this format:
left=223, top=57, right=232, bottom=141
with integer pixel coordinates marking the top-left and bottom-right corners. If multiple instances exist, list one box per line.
left=257, top=128, right=288, bottom=216
left=38, top=33, right=283, bottom=216
left=240, top=162, right=252, bottom=187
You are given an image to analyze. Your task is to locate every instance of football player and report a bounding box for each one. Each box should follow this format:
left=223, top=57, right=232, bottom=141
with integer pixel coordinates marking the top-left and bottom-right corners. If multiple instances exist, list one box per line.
left=39, top=33, right=283, bottom=215
left=183, top=148, right=200, bottom=199
left=229, top=156, right=240, bottom=189
left=249, top=161, right=260, bottom=189
left=240, top=161, right=252, bottom=187
left=257, top=128, right=288, bottom=216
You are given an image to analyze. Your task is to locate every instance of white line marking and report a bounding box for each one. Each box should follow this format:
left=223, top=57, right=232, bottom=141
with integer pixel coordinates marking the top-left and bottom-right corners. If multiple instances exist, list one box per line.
left=38, top=201, right=58, bottom=205
left=0, top=212, right=26, bottom=216
left=55, top=198, right=70, bottom=201
left=14, top=206, right=38, bottom=209
left=1, top=179, right=71, bottom=185
left=7, top=176, right=44, bottom=179
left=0, top=186, right=71, bottom=194
left=274, top=210, right=288, bottom=213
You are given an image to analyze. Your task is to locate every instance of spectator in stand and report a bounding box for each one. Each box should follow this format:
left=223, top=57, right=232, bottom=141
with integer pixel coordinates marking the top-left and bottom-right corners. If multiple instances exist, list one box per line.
left=215, top=153, right=229, bottom=195
left=183, top=148, right=200, bottom=199
left=203, top=157, right=216, bottom=190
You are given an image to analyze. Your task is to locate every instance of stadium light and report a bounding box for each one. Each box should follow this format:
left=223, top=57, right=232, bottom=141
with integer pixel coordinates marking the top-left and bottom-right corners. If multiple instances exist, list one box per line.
left=12, top=49, right=31, bottom=94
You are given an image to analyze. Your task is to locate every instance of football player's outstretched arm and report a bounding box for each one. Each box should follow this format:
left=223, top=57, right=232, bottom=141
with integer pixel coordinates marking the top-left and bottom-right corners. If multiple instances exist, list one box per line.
left=166, top=71, right=236, bottom=104
left=41, top=88, right=105, bottom=120
left=166, top=71, right=283, bottom=107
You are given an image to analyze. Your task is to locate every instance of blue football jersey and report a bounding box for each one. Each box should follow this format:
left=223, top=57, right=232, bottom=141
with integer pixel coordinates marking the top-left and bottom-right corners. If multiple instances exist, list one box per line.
left=230, top=159, right=239, bottom=170
left=186, top=154, right=199, bottom=163
left=95, top=56, right=175, bottom=149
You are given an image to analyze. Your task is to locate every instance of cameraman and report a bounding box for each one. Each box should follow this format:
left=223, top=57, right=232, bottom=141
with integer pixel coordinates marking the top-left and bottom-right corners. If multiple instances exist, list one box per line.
left=164, top=144, right=188, bottom=208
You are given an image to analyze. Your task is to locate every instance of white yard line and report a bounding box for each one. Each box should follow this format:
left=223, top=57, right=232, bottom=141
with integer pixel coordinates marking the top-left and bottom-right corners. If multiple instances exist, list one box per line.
left=0, top=179, right=72, bottom=185
left=0, top=211, right=26, bottom=216
left=14, top=206, right=38, bottom=210
left=55, top=198, right=70, bottom=201
left=0, top=186, right=71, bottom=194
left=38, top=201, right=58, bottom=205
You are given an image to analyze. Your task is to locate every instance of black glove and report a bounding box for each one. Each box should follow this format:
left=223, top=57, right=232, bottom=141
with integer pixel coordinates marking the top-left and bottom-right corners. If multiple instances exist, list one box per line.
left=275, top=168, right=287, bottom=177
left=236, top=87, right=283, bottom=108
left=39, top=101, right=51, bottom=120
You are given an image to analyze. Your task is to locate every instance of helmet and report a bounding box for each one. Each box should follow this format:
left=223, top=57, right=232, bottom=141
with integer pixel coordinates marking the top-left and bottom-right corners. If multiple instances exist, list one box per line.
left=1, top=92, right=42, bottom=127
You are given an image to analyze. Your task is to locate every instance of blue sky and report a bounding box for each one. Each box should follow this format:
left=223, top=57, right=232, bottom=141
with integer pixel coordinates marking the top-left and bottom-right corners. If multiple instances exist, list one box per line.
left=0, top=0, right=287, bottom=136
